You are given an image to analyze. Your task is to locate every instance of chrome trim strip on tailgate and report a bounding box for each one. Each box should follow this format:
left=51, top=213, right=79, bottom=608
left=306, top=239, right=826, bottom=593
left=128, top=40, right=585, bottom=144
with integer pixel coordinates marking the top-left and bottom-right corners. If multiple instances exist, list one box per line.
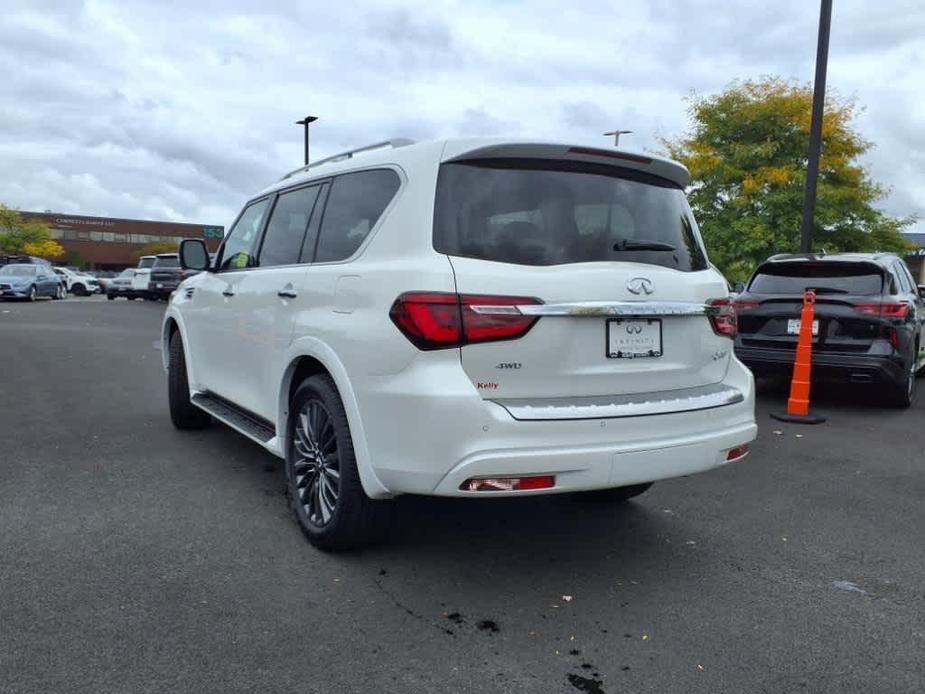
left=470, top=301, right=717, bottom=317
left=491, top=383, right=743, bottom=421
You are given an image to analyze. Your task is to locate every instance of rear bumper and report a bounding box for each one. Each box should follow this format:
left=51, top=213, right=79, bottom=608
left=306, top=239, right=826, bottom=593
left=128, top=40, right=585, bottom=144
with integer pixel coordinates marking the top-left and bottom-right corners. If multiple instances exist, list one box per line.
left=736, top=346, right=905, bottom=384
left=356, top=353, right=757, bottom=498
left=148, top=281, right=179, bottom=298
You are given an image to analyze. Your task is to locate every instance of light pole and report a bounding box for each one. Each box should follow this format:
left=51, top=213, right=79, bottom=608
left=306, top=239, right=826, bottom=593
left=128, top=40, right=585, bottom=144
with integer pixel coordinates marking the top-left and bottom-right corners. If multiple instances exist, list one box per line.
left=800, top=0, right=833, bottom=254
left=295, top=116, right=318, bottom=166
left=603, top=130, right=632, bottom=147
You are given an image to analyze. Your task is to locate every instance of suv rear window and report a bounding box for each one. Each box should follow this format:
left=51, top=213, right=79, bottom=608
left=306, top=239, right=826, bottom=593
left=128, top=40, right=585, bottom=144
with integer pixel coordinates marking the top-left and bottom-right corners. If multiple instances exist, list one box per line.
left=433, top=159, right=708, bottom=271
left=749, top=263, right=884, bottom=295
left=153, top=256, right=179, bottom=268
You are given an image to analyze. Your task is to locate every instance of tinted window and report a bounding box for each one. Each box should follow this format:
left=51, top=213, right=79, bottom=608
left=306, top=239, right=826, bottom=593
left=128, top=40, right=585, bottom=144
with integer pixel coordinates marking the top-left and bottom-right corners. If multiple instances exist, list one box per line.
left=894, top=263, right=913, bottom=294
left=259, top=186, right=320, bottom=267
left=153, top=256, right=179, bottom=268
left=749, top=264, right=884, bottom=295
left=0, top=265, right=37, bottom=276
left=434, top=159, right=708, bottom=271
left=315, top=170, right=401, bottom=263
left=219, top=198, right=270, bottom=271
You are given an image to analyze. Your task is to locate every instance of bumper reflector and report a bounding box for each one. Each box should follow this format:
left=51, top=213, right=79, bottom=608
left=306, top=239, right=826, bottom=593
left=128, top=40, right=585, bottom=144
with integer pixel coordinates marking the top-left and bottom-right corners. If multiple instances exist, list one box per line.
left=462, top=475, right=556, bottom=492
left=725, top=444, right=749, bottom=462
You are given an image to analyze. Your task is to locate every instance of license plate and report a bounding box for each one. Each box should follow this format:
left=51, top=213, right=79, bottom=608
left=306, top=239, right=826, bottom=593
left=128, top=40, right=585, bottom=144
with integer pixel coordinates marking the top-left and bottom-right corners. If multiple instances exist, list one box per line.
left=607, top=319, right=662, bottom=358
left=787, top=319, right=819, bottom=336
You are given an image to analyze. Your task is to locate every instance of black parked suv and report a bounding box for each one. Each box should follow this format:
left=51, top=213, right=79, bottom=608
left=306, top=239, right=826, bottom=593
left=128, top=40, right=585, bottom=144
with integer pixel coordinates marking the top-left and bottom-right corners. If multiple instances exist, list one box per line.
left=148, top=253, right=192, bottom=300
left=734, top=252, right=925, bottom=407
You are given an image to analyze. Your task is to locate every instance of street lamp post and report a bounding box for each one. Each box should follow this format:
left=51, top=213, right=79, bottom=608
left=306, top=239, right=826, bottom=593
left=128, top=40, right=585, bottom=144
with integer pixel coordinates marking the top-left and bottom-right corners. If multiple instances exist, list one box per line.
left=295, top=116, right=318, bottom=166
left=603, top=130, right=632, bottom=147
left=799, top=0, right=833, bottom=254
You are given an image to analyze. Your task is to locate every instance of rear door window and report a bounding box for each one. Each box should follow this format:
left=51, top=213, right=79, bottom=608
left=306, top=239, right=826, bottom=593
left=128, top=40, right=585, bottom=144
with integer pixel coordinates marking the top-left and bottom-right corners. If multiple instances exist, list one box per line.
left=748, top=264, right=884, bottom=295
left=433, top=159, right=708, bottom=271
left=314, top=170, right=401, bottom=263
left=259, top=185, right=321, bottom=267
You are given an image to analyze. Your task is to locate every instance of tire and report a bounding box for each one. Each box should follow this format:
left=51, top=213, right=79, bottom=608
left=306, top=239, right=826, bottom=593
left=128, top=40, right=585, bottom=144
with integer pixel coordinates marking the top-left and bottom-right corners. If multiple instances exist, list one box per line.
left=168, top=332, right=211, bottom=430
left=286, top=375, right=393, bottom=551
left=72, top=283, right=87, bottom=296
left=128, top=296, right=137, bottom=301
left=573, top=482, right=653, bottom=503
left=55, top=284, right=66, bottom=300
left=27, top=285, right=37, bottom=302
left=107, top=294, right=115, bottom=301
left=886, top=365, right=915, bottom=409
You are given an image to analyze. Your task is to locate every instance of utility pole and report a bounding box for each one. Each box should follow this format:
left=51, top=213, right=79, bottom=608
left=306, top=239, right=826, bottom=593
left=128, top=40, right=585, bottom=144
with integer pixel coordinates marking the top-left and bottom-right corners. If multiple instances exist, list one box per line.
left=800, top=0, right=833, bottom=254
left=603, top=130, right=632, bottom=147
left=295, top=116, right=318, bottom=166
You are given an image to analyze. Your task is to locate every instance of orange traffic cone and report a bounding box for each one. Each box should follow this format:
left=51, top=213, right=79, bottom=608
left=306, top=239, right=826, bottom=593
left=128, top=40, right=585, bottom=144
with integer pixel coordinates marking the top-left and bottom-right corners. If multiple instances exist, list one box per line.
left=771, top=290, right=826, bottom=424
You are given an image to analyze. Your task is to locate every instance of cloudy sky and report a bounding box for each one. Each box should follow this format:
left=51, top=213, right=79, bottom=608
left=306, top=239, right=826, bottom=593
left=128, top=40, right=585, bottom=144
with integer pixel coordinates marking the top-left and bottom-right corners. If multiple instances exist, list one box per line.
left=1, top=0, right=923, bottom=233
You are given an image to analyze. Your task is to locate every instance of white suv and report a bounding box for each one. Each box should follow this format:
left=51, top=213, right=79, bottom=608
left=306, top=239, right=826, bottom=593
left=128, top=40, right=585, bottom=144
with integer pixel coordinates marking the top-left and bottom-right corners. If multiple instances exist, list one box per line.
left=163, top=138, right=757, bottom=550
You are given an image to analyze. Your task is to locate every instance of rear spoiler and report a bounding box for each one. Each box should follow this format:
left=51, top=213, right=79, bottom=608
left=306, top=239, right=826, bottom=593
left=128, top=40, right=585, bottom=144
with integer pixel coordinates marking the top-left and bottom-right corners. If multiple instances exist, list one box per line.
left=441, top=141, right=690, bottom=188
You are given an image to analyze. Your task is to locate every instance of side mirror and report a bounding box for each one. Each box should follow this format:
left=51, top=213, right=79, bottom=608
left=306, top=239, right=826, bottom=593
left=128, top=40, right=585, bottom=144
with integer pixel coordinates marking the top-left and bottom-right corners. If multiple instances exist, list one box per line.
left=733, top=281, right=746, bottom=294
left=918, top=285, right=925, bottom=300
left=180, top=239, right=210, bottom=272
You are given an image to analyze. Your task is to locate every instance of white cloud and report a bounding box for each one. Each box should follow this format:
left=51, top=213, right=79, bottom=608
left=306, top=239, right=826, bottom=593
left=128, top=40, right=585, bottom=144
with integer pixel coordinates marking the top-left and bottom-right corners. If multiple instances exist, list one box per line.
left=0, top=0, right=921, bottom=234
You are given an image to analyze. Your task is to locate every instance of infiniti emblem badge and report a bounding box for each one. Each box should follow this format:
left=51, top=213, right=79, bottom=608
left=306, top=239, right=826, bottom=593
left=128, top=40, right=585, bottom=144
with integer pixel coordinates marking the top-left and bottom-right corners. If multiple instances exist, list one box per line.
left=626, top=277, right=654, bottom=295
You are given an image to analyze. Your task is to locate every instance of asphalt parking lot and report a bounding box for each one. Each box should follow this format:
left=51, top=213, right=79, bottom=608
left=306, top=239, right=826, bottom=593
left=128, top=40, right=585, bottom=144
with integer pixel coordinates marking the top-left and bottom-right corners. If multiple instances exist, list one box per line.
left=1, top=296, right=923, bottom=694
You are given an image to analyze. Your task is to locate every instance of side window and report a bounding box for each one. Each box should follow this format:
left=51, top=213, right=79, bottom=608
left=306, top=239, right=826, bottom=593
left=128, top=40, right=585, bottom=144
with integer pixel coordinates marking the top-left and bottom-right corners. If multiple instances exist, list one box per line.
left=259, top=186, right=320, bottom=268
left=890, top=263, right=907, bottom=294
left=218, top=198, right=270, bottom=271
left=896, top=262, right=914, bottom=294
left=315, top=170, right=401, bottom=263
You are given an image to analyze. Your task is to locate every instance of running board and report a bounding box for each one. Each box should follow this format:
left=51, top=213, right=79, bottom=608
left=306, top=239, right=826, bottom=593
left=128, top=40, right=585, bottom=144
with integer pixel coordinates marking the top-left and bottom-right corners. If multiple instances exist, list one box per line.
left=191, top=393, right=275, bottom=444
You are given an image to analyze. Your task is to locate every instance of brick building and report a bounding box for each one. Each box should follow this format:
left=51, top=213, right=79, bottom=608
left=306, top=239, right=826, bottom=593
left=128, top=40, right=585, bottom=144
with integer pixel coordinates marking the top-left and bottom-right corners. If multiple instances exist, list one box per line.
left=19, top=211, right=224, bottom=270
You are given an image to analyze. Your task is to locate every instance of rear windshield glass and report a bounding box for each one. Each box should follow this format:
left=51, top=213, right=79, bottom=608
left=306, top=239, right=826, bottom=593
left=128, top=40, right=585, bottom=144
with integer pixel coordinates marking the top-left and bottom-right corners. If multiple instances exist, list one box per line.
left=153, top=256, right=179, bottom=268
left=138, top=257, right=155, bottom=269
left=0, top=265, right=36, bottom=276
left=749, top=264, right=883, bottom=295
left=433, top=159, right=708, bottom=271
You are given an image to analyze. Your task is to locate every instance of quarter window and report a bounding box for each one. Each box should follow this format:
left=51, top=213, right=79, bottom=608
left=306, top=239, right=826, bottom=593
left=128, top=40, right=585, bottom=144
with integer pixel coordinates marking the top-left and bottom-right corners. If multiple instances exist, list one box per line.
left=315, top=170, right=401, bottom=263
left=259, top=186, right=321, bottom=267
left=218, top=198, right=270, bottom=271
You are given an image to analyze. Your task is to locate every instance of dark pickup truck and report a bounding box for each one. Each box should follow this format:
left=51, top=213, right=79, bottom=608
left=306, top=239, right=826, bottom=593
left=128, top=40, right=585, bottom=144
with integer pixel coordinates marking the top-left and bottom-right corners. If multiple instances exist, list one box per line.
left=148, top=253, right=197, bottom=300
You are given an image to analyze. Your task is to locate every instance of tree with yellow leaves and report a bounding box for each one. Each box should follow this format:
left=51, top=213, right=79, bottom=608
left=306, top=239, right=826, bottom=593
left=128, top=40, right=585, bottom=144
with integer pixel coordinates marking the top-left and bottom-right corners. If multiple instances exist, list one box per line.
left=0, top=204, right=65, bottom=260
left=660, top=78, right=914, bottom=282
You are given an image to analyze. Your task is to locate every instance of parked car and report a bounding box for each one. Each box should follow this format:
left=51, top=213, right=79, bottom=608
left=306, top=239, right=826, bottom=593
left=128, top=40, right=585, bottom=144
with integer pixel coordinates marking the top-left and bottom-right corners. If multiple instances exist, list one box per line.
left=162, top=138, right=757, bottom=550
left=0, top=263, right=66, bottom=300
left=148, top=253, right=196, bottom=300
left=53, top=267, right=101, bottom=296
left=106, top=269, right=143, bottom=300
left=131, top=255, right=157, bottom=298
left=734, top=252, right=925, bottom=407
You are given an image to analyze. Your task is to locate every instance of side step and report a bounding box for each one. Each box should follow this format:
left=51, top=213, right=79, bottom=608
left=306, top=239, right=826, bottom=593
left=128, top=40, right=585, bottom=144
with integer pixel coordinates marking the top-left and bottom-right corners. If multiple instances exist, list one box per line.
left=191, top=393, right=275, bottom=444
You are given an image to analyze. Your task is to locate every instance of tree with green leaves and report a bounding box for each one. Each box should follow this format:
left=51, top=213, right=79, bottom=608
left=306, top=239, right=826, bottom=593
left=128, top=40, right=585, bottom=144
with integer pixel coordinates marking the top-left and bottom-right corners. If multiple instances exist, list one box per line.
left=0, top=204, right=65, bottom=260
left=660, top=78, right=914, bottom=282
left=133, top=241, right=178, bottom=263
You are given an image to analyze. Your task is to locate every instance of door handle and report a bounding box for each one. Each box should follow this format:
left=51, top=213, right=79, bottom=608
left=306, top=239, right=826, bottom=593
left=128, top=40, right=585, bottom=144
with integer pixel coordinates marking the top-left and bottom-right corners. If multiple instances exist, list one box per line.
left=222, top=287, right=235, bottom=297
left=277, top=286, right=298, bottom=299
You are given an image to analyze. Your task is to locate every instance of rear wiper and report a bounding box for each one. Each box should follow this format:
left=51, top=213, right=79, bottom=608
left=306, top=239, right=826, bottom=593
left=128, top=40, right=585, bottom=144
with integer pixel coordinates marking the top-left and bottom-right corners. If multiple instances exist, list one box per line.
left=612, top=239, right=676, bottom=252
left=806, top=286, right=849, bottom=294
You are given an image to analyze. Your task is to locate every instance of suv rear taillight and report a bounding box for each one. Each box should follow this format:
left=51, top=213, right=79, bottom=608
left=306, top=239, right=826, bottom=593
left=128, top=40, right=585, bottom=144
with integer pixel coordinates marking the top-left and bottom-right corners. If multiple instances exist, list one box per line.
left=707, top=298, right=737, bottom=338
left=733, top=299, right=759, bottom=312
left=854, top=302, right=910, bottom=318
left=390, top=292, right=541, bottom=350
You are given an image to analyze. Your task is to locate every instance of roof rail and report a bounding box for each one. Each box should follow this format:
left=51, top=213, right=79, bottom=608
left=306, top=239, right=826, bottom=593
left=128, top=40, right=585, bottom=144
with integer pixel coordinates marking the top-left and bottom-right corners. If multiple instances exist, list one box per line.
left=280, top=139, right=416, bottom=180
